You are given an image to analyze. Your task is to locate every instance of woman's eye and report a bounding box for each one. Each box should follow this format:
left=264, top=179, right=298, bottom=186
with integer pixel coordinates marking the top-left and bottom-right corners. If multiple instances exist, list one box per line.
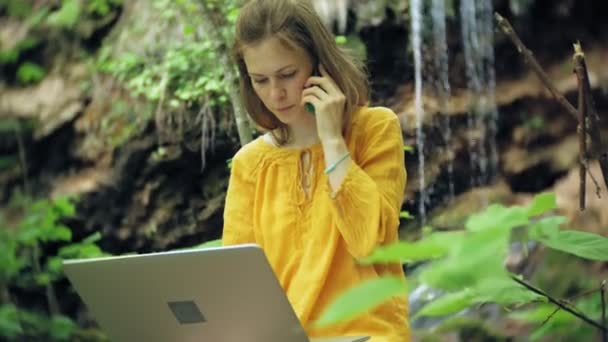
left=253, top=78, right=267, bottom=84
left=280, top=71, right=296, bottom=79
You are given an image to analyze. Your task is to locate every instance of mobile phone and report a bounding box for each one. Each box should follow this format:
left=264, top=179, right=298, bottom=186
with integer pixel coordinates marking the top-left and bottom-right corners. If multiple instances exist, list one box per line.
left=305, top=66, right=320, bottom=114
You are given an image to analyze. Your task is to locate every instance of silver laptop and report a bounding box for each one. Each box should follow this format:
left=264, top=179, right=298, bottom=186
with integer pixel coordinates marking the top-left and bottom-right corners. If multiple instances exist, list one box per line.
left=63, top=244, right=369, bottom=342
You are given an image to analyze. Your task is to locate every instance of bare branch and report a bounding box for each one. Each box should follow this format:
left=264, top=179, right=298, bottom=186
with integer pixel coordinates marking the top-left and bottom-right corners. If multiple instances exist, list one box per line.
left=496, top=13, right=608, bottom=194
left=575, top=47, right=588, bottom=210
left=494, top=13, right=578, bottom=118
left=511, top=275, right=607, bottom=333
left=573, top=43, right=608, bottom=194
left=601, top=280, right=607, bottom=342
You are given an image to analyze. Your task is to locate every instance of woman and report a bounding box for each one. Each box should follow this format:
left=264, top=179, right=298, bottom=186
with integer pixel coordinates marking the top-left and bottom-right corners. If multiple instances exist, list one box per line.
left=222, top=0, right=409, bottom=340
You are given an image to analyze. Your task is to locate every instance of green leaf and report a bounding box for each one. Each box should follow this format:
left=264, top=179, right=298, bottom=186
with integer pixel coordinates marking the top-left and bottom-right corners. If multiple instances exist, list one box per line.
left=509, top=304, right=574, bottom=324
left=314, top=276, right=407, bottom=328
left=526, top=192, right=557, bottom=217
left=474, top=277, right=543, bottom=305
left=46, top=257, right=64, bottom=275
left=419, top=228, right=510, bottom=290
left=16, top=62, right=45, bottom=84
left=47, top=0, right=81, bottom=29
left=35, top=273, right=51, bottom=286
left=414, top=289, right=475, bottom=318
left=403, top=145, right=414, bottom=152
left=0, top=304, right=22, bottom=338
left=183, top=25, right=195, bottom=36
left=53, top=197, right=76, bottom=217
left=538, top=230, right=608, bottom=261
left=399, top=211, right=413, bottom=220
left=0, top=49, right=19, bottom=64
left=49, top=315, right=76, bottom=340
left=358, top=239, right=447, bottom=264
left=47, top=225, right=72, bottom=242
left=335, top=36, right=347, bottom=45
left=82, top=232, right=102, bottom=244
left=529, top=216, right=565, bottom=240
left=465, top=204, right=528, bottom=232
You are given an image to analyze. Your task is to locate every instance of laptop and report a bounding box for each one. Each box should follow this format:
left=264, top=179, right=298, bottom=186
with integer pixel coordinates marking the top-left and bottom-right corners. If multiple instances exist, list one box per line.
left=63, top=244, right=370, bottom=342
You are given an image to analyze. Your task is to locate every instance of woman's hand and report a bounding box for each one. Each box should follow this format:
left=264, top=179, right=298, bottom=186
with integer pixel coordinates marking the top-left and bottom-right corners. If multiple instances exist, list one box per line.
left=301, top=64, right=346, bottom=143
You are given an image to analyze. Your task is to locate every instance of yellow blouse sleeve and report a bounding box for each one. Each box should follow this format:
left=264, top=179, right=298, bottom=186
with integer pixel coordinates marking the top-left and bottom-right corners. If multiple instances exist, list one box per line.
left=326, top=110, right=407, bottom=258
left=222, top=152, right=256, bottom=245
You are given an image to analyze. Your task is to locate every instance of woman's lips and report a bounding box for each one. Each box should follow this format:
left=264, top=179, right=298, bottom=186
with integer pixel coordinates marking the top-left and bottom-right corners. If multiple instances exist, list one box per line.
left=276, top=105, right=294, bottom=112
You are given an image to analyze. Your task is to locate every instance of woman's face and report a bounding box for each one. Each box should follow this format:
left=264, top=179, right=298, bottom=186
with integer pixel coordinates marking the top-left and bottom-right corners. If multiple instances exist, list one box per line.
left=243, top=36, right=314, bottom=125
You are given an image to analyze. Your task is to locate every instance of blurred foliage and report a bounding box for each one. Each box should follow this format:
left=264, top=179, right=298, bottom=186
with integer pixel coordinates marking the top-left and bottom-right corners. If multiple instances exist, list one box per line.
left=318, top=192, right=608, bottom=340
left=0, top=194, right=107, bottom=341
left=0, top=0, right=122, bottom=84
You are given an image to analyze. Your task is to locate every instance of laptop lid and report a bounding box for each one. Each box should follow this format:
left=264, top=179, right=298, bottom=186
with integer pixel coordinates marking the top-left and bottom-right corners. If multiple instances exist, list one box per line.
left=63, top=244, right=312, bottom=342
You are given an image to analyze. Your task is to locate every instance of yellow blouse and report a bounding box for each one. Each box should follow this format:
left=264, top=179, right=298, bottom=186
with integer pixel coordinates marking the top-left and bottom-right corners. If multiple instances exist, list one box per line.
left=222, top=106, right=410, bottom=341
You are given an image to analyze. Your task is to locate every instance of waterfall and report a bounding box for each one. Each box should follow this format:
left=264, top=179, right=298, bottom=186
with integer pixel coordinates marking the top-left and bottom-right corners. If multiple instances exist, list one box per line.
left=431, top=0, right=454, bottom=202
left=410, top=0, right=426, bottom=223
left=460, top=0, right=499, bottom=188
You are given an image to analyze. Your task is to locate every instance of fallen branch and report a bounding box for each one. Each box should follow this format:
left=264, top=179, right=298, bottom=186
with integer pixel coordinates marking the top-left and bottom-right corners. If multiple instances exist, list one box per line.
left=511, top=275, right=607, bottom=333
left=495, top=13, right=608, bottom=195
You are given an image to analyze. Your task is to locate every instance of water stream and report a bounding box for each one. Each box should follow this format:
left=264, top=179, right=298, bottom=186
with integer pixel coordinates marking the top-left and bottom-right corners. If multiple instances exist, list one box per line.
left=410, top=0, right=426, bottom=223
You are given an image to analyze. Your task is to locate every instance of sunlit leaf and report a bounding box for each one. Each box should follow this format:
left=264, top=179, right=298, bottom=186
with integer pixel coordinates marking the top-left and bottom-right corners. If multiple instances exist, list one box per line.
left=358, top=239, right=447, bottom=264
left=414, top=289, right=474, bottom=318
left=314, top=276, right=407, bottom=328
left=399, top=211, right=413, bottom=219
left=537, top=230, right=608, bottom=261
left=525, top=192, right=556, bottom=217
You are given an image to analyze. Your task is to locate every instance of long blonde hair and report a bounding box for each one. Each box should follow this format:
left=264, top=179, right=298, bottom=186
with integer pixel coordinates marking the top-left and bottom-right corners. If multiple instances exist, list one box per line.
left=233, top=0, right=369, bottom=145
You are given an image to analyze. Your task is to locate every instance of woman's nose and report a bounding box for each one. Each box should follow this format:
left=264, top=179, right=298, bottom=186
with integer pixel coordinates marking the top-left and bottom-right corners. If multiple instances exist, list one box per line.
left=269, top=81, right=286, bottom=100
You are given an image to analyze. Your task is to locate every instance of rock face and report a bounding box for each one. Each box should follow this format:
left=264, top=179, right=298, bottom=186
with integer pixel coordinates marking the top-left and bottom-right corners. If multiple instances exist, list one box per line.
left=1, top=0, right=608, bottom=255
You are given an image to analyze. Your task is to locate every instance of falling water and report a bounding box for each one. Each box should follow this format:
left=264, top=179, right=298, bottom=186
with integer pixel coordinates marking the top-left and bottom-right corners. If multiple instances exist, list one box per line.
left=480, top=1, right=499, bottom=180
left=431, top=0, right=454, bottom=201
left=459, top=0, right=499, bottom=187
left=410, top=0, right=426, bottom=223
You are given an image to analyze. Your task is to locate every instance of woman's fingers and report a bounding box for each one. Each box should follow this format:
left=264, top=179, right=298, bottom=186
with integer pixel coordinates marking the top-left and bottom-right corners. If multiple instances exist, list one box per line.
left=302, top=85, right=327, bottom=101
left=305, top=64, right=339, bottom=95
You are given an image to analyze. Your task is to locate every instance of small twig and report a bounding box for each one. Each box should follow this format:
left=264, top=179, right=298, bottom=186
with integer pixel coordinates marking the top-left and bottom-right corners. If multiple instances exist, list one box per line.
left=576, top=49, right=588, bottom=210
left=511, top=275, right=607, bottom=332
left=601, top=280, right=607, bottom=342
left=588, top=168, right=602, bottom=198
left=13, top=121, right=30, bottom=194
left=539, top=306, right=561, bottom=328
